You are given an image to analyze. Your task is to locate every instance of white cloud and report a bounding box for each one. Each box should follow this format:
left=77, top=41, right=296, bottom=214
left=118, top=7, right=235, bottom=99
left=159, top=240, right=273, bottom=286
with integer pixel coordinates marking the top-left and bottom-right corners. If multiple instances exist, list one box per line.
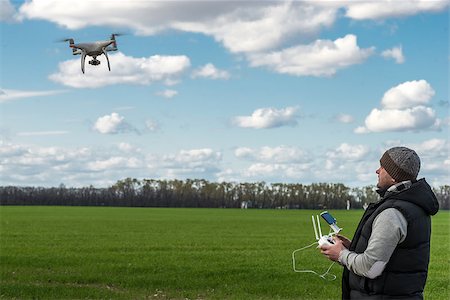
left=0, top=140, right=28, bottom=157
left=191, top=63, right=230, bottom=79
left=18, top=1, right=336, bottom=54
left=344, top=0, right=450, bottom=20
left=87, top=157, right=140, bottom=172
left=0, top=0, right=16, bottom=22
left=408, top=138, right=449, bottom=158
left=17, top=131, right=69, bottom=136
left=234, top=147, right=253, bottom=159
left=245, top=163, right=298, bottom=178
left=248, top=34, right=374, bottom=77
left=235, top=146, right=308, bottom=163
left=0, top=88, right=65, bottom=102
left=17, top=0, right=448, bottom=80
left=21, top=0, right=448, bottom=56
left=401, top=139, right=450, bottom=184
left=145, top=120, right=160, bottom=132
left=117, top=143, right=132, bottom=152
left=354, top=126, right=370, bottom=134
left=327, top=143, right=370, bottom=161
left=231, top=145, right=313, bottom=182
left=1, top=139, right=447, bottom=187
left=381, top=80, right=435, bottom=109
left=166, top=148, right=222, bottom=164
left=49, top=52, right=190, bottom=88
left=183, top=2, right=337, bottom=54
left=156, top=89, right=178, bottom=98
left=0, top=140, right=223, bottom=187
left=233, top=106, right=300, bottom=129
left=362, top=106, right=437, bottom=132
left=381, top=46, right=405, bottom=64
left=356, top=80, right=440, bottom=133
left=161, top=148, right=222, bottom=179
left=93, top=112, right=137, bottom=134
left=335, top=113, right=354, bottom=124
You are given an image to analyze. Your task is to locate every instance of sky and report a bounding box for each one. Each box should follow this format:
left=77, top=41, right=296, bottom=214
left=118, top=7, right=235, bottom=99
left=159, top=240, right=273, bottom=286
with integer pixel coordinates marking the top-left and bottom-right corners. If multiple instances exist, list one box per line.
left=0, top=0, right=449, bottom=188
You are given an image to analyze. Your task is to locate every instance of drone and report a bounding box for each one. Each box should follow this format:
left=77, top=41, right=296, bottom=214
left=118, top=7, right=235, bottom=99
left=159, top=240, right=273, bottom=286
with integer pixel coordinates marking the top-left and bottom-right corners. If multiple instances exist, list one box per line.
left=60, top=34, right=123, bottom=74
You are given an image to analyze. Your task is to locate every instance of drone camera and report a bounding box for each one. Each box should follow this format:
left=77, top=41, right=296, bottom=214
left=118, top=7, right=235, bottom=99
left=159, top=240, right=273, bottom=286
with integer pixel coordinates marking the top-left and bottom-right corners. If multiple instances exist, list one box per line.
left=89, top=59, right=101, bottom=66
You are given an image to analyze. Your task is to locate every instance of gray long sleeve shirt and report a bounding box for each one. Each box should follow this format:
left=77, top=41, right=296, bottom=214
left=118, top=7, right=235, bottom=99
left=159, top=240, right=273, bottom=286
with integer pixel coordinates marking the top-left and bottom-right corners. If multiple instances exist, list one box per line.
left=338, top=208, right=408, bottom=279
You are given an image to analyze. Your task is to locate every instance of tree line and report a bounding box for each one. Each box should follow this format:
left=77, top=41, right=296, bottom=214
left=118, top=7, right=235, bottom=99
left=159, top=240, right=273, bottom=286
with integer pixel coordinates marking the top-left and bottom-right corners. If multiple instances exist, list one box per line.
left=1, top=178, right=449, bottom=210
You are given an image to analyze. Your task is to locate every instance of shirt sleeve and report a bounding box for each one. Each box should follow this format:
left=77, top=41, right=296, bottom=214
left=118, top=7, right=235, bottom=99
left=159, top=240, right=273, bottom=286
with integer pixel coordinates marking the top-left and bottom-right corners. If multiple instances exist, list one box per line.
left=338, top=208, right=408, bottom=279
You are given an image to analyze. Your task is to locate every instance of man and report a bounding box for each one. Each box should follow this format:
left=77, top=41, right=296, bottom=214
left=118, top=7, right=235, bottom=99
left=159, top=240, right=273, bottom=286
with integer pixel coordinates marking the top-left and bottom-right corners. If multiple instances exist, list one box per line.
left=320, top=146, right=439, bottom=299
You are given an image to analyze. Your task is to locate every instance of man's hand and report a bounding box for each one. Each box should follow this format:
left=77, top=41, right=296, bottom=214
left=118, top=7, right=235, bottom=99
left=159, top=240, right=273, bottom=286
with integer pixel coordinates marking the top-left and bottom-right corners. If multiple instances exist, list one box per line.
left=320, top=236, right=346, bottom=262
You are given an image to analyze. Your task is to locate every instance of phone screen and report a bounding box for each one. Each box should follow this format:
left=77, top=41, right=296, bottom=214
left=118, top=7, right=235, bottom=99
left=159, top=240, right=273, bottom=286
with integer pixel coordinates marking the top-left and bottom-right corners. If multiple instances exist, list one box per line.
left=320, top=211, right=336, bottom=225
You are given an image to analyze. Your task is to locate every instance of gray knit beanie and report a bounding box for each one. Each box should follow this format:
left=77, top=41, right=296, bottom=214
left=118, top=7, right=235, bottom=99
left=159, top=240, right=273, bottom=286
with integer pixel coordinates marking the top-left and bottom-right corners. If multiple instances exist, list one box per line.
left=380, top=147, right=421, bottom=182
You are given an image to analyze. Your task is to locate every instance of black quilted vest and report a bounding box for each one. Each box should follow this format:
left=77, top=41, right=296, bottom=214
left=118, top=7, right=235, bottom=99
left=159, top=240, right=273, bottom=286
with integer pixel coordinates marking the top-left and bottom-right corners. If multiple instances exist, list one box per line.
left=342, top=179, right=439, bottom=299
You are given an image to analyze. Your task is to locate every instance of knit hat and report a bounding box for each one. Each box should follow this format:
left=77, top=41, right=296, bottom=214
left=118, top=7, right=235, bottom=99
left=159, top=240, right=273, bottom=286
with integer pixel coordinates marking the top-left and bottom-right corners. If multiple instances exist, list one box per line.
left=380, top=147, right=421, bottom=182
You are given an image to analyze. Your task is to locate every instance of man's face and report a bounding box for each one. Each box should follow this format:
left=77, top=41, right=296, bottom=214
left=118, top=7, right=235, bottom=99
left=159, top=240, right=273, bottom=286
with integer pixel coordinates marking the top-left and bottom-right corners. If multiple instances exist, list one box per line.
left=376, top=166, right=395, bottom=190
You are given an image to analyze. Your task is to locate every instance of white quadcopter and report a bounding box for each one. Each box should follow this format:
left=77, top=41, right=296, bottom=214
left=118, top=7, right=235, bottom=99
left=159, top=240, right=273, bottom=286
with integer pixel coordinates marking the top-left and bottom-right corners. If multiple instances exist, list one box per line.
left=60, top=34, right=123, bottom=73
left=292, top=211, right=342, bottom=280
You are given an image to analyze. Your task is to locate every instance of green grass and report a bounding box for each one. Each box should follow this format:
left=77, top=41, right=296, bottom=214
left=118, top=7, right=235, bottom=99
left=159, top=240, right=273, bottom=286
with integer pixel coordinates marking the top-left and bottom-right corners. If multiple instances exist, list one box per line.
left=0, top=207, right=448, bottom=299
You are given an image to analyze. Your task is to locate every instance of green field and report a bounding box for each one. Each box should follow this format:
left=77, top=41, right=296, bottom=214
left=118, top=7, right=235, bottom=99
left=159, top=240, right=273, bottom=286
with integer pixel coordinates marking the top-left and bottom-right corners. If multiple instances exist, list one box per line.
left=0, top=206, right=448, bottom=299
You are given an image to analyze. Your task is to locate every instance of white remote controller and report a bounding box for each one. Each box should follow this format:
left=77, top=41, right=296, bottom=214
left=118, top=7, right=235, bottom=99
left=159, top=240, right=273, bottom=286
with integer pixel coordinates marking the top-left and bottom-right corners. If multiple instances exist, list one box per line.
left=312, top=214, right=340, bottom=247
left=318, top=235, right=334, bottom=247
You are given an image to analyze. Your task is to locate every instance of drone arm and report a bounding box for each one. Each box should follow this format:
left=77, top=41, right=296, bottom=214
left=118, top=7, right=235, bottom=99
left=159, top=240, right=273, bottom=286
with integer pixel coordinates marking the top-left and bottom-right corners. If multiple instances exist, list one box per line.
left=103, top=48, right=111, bottom=71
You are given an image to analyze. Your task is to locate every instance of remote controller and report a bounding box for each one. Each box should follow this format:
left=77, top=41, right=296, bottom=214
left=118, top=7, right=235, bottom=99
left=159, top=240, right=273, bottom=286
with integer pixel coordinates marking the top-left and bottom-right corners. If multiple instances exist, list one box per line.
left=318, top=235, right=334, bottom=247
left=311, top=212, right=341, bottom=247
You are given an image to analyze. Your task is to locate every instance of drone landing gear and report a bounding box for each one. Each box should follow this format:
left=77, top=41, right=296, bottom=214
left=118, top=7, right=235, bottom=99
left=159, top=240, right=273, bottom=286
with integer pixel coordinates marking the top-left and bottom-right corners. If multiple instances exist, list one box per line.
left=89, top=59, right=101, bottom=66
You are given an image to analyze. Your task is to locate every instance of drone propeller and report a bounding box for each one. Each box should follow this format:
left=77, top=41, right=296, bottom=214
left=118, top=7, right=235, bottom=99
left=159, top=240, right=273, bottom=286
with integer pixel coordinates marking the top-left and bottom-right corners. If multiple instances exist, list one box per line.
left=56, top=38, right=74, bottom=43
left=108, top=33, right=125, bottom=52
left=111, top=32, right=126, bottom=37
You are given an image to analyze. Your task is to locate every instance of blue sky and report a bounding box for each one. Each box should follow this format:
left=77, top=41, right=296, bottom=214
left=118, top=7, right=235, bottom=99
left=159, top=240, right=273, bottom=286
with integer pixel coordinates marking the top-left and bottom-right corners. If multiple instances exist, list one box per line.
left=0, top=0, right=449, bottom=188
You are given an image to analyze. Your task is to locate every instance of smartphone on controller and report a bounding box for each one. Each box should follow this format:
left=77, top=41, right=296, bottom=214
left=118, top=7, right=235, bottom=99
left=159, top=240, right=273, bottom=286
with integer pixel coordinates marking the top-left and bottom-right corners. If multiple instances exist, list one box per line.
left=320, top=211, right=341, bottom=234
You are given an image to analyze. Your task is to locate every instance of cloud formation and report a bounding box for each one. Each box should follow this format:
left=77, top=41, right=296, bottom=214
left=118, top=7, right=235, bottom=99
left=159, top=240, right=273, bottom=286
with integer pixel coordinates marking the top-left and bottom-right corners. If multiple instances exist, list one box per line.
left=235, top=146, right=308, bottom=163
left=49, top=52, right=190, bottom=88
left=18, top=1, right=336, bottom=54
left=0, top=140, right=224, bottom=187
left=19, top=0, right=448, bottom=78
left=0, top=88, right=65, bottom=102
left=225, top=143, right=375, bottom=185
left=93, top=112, right=138, bottom=134
left=344, top=0, right=449, bottom=20
left=156, top=89, right=178, bottom=99
left=161, top=148, right=223, bottom=179
left=232, top=106, right=300, bottom=129
left=335, top=113, right=354, bottom=124
left=16, top=0, right=449, bottom=80
left=248, top=35, right=374, bottom=77
left=191, top=63, right=230, bottom=80
left=0, top=0, right=16, bottom=22
left=381, top=46, right=405, bottom=64
left=327, top=143, right=370, bottom=161
left=356, top=80, right=440, bottom=133
left=17, top=131, right=69, bottom=136
left=19, top=0, right=448, bottom=52
left=1, top=139, right=448, bottom=187
left=381, top=80, right=435, bottom=109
